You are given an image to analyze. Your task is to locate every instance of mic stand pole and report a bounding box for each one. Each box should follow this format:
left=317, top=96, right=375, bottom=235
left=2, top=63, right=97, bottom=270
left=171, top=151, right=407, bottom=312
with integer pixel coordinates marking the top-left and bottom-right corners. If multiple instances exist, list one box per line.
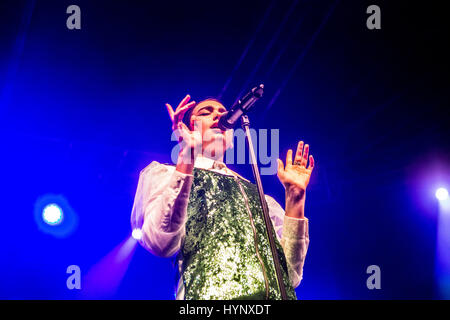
left=241, top=114, right=288, bottom=300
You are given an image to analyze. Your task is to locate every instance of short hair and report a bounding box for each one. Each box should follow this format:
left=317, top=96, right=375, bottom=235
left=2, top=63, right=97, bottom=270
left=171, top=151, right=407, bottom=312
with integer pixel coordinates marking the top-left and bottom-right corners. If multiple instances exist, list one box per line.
left=182, top=98, right=225, bottom=130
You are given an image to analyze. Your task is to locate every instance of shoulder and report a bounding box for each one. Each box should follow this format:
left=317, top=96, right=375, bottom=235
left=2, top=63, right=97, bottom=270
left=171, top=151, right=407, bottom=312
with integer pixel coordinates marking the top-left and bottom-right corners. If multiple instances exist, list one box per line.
left=265, top=194, right=282, bottom=208
left=228, top=169, right=250, bottom=183
left=140, top=161, right=176, bottom=177
left=265, top=194, right=285, bottom=222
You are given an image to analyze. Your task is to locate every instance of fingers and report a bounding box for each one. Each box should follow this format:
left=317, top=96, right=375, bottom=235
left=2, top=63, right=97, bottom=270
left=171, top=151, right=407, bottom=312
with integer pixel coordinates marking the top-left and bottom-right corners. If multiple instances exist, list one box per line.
left=175, top=122, right=184, bottom=140
left=175, top=100, right=196, bottom=115
left=308, top=155, right=315, bottom=171
left=277, top=158, right=284, bottom=172
left=165, top=103, right=174, bottom=121
left=178, top=121, right=191, bottom=133
left=176, top=122, right=191, bottom=143
left=294, top=140, right=314, bottom=169
left=192, top=118, right=202, bottom=132
left=295, top=141, right=303, bottom=163
left=173, top=100, right=196, bottom=124
left=177, top=94, right=191, bottom=110
left=166, top=94, right=195, bottom=128
left=286, top=149, right=293, bottom=168
left=277, top=159, right=285, bottom=180
left=301, top=144, right=309, bottom=167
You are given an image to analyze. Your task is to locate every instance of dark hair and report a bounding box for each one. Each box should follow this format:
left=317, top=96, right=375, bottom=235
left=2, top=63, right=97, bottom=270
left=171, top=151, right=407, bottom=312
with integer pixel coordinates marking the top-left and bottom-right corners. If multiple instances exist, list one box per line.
left=182, top=98, right=225, bottom=130
left=182, top=107, right=195, bottom=130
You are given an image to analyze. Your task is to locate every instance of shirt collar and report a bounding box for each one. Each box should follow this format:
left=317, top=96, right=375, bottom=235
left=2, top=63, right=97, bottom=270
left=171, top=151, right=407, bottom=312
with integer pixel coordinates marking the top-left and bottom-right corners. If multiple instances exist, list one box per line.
left=194, top=154, right=249, bottom=182
left=194, top=154, right=225, bottom=170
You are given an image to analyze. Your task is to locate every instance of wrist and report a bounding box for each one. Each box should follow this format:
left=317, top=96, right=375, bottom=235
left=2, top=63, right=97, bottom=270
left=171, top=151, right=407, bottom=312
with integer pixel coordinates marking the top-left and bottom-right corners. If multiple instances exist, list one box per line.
left=285, top=202, right=305, bottom=219
left=176, top=149, right=195, bottom=174
left=285, top=188, right=306, bottom=219
left=285, top=187, right=306, bottom=204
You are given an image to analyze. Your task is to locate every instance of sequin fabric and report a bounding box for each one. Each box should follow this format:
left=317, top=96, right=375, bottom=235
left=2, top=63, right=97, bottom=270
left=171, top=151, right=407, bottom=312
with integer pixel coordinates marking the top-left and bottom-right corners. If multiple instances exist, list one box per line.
left=179, top=168, right=297, bottom=300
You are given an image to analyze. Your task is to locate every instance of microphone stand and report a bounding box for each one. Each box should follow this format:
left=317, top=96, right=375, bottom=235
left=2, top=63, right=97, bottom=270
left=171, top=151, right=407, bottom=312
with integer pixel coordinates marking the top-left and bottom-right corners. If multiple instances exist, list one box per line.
left=241, top=114, right=288, bottom=300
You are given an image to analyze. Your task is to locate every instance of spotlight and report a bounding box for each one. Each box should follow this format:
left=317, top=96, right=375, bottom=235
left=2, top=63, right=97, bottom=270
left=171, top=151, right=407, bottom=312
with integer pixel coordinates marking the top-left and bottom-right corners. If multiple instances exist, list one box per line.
left=42, top=203, right=64, bottom=226
left=436, top=188, right=449, bottom=201
left=34, top=194, right=78, bottom=238
left=132, top=228, right=143, bottom=240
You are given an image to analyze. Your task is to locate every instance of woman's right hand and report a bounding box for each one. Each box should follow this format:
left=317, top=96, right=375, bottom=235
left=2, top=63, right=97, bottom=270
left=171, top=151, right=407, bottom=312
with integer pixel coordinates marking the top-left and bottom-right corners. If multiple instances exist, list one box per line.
left=165, top=95, right=202, bottom=169
left=176, top=120, right=203, bottom=165
left=166, top=94, right=196, bottom=131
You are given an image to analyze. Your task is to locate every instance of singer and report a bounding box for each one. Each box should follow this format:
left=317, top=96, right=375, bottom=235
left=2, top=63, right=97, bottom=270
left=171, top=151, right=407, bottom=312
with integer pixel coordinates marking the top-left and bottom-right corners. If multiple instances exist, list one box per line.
left=130, top=94, right=315, bottom=300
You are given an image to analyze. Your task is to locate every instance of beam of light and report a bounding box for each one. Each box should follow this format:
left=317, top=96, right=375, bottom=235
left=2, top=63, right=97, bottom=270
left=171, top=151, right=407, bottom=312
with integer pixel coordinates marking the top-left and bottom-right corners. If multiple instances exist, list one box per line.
left=263, top=12, right=305, bottom=82
left=218, top=0, right=276, bottom=99
left=232, top=0, right=300, bottom=107
left=435, top=192, right=450, bottom=299
left=263, top=0, right=340, bottom=115
left=81, top=235, right=138, bottom=299
left=1, top=0, right=36, bottom=109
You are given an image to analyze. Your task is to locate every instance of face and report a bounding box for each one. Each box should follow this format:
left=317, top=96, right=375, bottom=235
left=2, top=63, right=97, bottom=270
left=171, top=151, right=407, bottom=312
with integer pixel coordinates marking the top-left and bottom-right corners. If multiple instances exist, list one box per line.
left=189, top=99, right=234, bottom=158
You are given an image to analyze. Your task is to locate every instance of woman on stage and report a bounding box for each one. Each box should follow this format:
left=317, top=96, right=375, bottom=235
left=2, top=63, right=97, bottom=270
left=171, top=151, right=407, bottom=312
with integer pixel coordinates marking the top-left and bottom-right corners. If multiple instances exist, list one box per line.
left=131, top=94, right=315, bottom=300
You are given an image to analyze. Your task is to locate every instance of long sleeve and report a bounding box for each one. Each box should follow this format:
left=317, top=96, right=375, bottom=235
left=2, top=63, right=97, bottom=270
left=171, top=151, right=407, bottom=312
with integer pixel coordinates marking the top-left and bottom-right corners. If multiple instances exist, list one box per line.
left=130, top=161, right=193, bottom=257
left=265, top=195, right=310, bottom=288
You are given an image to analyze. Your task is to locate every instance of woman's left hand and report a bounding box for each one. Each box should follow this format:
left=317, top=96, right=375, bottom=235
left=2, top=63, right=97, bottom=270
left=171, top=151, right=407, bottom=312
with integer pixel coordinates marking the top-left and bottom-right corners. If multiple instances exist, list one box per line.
left=277, top=141, right=315, bottom=204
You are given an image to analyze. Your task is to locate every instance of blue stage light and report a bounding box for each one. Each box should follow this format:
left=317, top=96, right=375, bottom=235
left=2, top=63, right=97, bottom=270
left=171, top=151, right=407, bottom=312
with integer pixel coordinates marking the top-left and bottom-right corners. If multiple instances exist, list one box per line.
left=34, top=194, right=78, bottom=238
left=436, top=187, right=449, bottom=201
left=42, top=203, right=64, bottom=225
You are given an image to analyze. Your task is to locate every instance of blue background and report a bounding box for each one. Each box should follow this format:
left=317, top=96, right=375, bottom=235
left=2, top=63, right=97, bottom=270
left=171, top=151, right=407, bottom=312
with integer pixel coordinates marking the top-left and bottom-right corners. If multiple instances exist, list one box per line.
left=0, top=0, right=448, bottom=299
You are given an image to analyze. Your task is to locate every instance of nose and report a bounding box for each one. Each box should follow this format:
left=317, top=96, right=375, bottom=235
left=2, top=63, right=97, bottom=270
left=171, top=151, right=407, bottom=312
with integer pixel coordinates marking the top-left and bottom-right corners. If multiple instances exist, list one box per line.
left=213, top=110, right=226, bottom=121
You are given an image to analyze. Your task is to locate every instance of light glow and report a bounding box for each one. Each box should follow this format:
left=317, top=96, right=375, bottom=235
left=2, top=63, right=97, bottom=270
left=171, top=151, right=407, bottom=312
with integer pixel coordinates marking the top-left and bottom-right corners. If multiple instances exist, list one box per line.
left=436, top=188, right=449, bottom=201
left=132, top=228, right=143, bottom=240
left=42, top=203, right=64, bottom=226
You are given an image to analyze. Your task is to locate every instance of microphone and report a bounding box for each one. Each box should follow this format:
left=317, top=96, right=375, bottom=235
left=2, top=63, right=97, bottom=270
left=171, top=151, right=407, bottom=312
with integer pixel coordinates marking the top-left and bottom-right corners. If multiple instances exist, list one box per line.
left=218, top=84, right=264, bottom=130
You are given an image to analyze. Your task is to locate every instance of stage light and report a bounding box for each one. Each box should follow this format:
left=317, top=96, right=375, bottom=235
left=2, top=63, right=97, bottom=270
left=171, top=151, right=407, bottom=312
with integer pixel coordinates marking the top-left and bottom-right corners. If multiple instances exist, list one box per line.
left=132, top=228, right=143, bottom=240
left=436, top=186, right=450, bottom=299
left=34, top=194, right=78, bottom=238
left=436, top=188, right=449, bottom=201
left=42, top=203, right=64, bottom=226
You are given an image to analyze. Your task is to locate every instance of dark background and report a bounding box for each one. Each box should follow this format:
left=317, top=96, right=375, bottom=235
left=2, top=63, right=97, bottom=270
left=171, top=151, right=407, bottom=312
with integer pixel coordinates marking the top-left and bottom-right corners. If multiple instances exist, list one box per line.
left=0, top=0, right=448, bottom=299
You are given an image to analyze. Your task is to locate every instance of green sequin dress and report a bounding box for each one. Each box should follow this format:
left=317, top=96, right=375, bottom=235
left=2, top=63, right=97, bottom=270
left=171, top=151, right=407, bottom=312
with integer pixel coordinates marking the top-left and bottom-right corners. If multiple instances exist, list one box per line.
left=178, top=168, right=297, bottom=300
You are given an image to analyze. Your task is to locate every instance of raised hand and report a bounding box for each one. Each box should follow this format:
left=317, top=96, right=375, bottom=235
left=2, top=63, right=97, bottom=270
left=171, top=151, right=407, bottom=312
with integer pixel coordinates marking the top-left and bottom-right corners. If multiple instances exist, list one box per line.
left=165, top=94, right=196, bottom=131
left=277, top=141, right=315, bottom=202
left=176, top=120, right=203, bottom=163
left=165, top=95, right=202, bottom=170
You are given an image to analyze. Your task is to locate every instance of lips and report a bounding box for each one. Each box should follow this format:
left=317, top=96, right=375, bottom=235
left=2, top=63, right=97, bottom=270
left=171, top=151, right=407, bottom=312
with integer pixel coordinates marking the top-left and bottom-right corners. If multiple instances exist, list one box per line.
left=210, top=124, right=225, bottom=133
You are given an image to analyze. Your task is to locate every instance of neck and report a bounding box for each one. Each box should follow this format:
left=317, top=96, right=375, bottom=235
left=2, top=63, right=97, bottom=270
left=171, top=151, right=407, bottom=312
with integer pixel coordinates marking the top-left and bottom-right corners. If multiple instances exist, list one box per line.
left=199, top=151, right=224, bottom=162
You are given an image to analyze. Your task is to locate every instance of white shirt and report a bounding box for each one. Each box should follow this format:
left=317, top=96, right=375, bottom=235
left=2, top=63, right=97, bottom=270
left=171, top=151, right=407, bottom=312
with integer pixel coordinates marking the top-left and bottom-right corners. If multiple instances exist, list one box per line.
left=130, top=155, right=310, bottom=299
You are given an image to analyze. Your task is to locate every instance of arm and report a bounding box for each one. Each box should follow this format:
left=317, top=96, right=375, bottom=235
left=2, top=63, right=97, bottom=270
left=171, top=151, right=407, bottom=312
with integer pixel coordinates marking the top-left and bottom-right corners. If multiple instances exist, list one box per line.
left=266, top=195, right=310, bottom=288
left=131, top=161, right=193, bottom=257
left=131, top=94, right=202, bottom=257
left=274, top=140, right=315, bottom=287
